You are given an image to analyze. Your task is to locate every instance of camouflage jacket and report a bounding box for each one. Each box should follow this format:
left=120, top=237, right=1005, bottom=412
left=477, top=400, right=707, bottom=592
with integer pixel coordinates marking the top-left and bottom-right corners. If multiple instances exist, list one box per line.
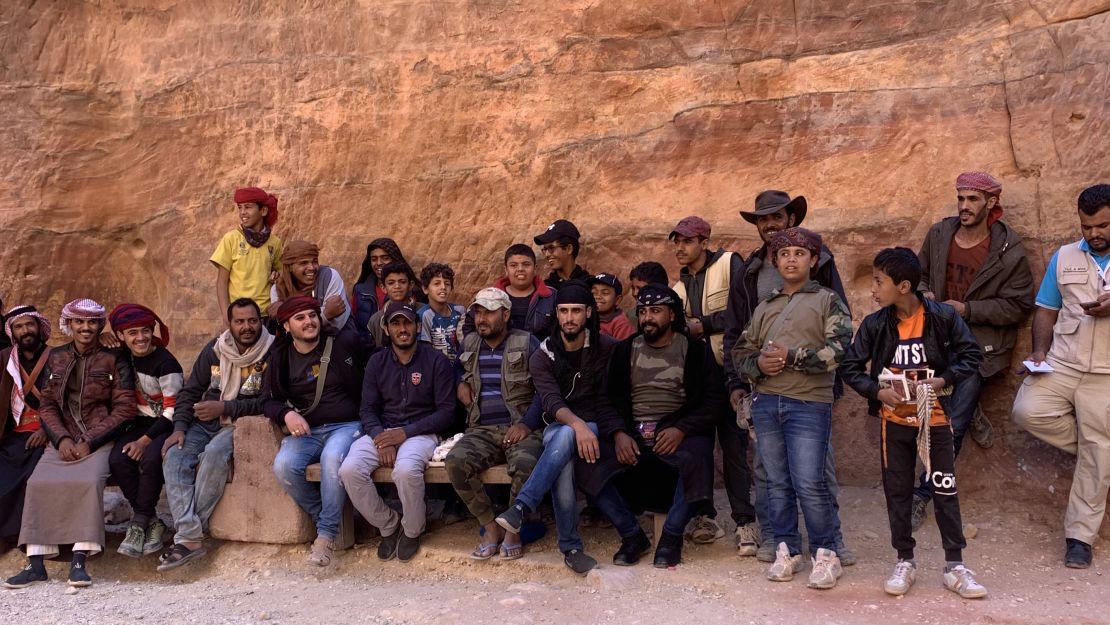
left=731, top=280, right=853, bottom=404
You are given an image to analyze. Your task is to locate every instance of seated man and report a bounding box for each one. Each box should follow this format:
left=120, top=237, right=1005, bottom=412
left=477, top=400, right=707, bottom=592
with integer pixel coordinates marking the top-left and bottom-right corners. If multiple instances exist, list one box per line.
left=0, top=306, right=52, bottom=550
left=4, top=299, right=136, bottom=589
left=265, top=296, right=366, bottom=567
left=269, top=240, right=351, bottom=332
left=157, top=298, right=275, bottom=571
left=445, top=288, right=544, bottom=560
left=495, top=281, right=619, bottom=575
left=594, top=285, right=720, bottom=568
left=339, top=301, right=454, bottom=562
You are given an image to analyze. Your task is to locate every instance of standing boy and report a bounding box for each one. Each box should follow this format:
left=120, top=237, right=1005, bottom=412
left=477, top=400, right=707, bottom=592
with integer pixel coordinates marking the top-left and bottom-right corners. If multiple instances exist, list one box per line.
left=840, top=248, right=987, bottom=598
left=417, top=263, right=466, bottom=364
left=211, top=187, right=283, bottom=326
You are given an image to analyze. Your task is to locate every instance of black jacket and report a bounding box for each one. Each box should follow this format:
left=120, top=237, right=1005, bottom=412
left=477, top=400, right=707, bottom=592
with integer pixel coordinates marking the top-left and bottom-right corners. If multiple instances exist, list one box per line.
left=174, top=337, right=273, bottom=432
left=262, top=329, right=369, bottom=426
left=839, top=296, right=983, bottom=416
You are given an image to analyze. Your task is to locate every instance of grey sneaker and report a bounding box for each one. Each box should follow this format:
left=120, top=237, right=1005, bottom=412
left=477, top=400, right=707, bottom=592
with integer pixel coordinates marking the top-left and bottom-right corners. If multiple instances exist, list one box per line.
left=969, top=405, right=994, bottom=449
left=756, top=539, right=777, bottom=563
left=943, top=564, right=987, bottom=598
left=735, top=522, right=759, bottom=556
left=686, top=515, right=724, bottom=544
left=836, top=544, right=857, bottom=567
left=807, top=548, right=842, bottom=589
left=883, top=559, right=916, bottom=596
left=118, top=524, right=146, bottom=559
left=767, top=542, right=804, bottom=582
left=143, top=519, right=167, bottom=556
left=910, top=495, right=930, bottom=532
left=307, top=536, right=333, bottom=567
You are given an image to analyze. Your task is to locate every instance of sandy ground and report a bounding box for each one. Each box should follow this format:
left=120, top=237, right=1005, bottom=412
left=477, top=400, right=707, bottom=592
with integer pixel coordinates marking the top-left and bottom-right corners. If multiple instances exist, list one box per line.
left=0, top=485, right=1105, bottom=625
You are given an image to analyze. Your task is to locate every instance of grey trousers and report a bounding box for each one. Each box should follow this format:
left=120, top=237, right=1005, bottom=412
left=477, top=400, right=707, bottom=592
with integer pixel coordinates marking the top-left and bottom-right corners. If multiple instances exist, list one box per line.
left=338, top=434, right=438, bottom=539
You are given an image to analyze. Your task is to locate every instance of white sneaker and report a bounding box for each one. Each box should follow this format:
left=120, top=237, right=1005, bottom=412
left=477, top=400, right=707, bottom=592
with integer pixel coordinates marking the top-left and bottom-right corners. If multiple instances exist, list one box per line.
left=943, top=564, right=987, bottom=599
left=807, top=548, right=842, bottom=589
left=883, top=559, right=917, bottom=596
left=767, top=542, right=804, bottom=582
left=735, top=522, right=759, bottom=556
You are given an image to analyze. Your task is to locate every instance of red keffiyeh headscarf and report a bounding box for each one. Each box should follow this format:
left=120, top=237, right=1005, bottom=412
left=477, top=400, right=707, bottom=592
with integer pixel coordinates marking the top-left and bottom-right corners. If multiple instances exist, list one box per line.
left=956, top=171, right=1005, bottom=225
left=234, top=187, right=279, bottom=227
left=109, top=303, right=171, bottom=346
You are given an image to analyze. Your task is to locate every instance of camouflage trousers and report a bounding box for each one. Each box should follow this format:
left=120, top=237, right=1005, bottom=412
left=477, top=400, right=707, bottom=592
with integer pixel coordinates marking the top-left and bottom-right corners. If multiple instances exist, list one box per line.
left=444, top=424, right=543, bottom=525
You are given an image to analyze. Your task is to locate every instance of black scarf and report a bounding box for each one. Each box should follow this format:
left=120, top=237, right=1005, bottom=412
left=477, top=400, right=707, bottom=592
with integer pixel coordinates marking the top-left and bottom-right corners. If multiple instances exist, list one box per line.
left=242, top=224, right=272, bottom=248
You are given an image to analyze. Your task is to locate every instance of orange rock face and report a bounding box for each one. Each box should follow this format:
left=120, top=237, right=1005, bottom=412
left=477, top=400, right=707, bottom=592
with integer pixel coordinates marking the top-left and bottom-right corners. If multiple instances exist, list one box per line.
left=2, top=1, right=1107, bottom=505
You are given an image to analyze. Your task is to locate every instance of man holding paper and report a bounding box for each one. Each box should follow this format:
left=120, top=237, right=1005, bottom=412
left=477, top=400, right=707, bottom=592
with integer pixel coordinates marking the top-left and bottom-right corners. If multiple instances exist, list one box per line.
left=1012, top=183, right=1110, bottom=570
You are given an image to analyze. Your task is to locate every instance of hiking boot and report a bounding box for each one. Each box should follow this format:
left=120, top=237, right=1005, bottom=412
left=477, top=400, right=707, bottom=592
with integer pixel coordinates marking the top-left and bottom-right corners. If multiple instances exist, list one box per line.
left=143, top=519, right=168, bottom=556
left=612, top=529, right=652, bottom=566
left=653, top=531, right=683, bottom=568
left=756, top=539, right=777, bottom=563
left=767, top=542, right=804, bottom=582
left=495, top=504, right=525, bottom=535
left=835, top=543, right=857, bottom=567
left=969, top=405, right=994, bottom=449
left=563, top=549, right=597, bottom=576
left=377, top=531, right=399, bottom=561
left=118, top=523, right=147, bottom=559
left=943, top=564, right=987, bottom=598
left=807, top=548, right=842, bottom=590
left=1066, top=538, right=1093, bottom=569
left=397, top=533, right=421, bottom=562
left=735, top=522, right=759, bottom=556
left=883, top=559, right=917, bottom=596
left=910, top=495, right=930, bottom=532
left=307, top=536, right=334, bottom=567
left=685, top=515, right=723, bottom=544
left=68, top=560, right=92, bottom=588
left=3, top=564, right=47, bottom=589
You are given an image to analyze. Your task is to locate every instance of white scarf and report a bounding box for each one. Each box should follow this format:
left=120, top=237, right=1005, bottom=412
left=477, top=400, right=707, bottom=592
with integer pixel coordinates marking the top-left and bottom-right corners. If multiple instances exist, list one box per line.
left=214, top=327, right=274, bottom=401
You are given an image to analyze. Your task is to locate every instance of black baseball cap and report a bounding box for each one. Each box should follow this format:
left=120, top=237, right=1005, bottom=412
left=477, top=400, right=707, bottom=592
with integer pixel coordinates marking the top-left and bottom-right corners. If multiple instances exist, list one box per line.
left=587, top=272, right=623, bottom=295
left=534, top=219, right=581, bottom=245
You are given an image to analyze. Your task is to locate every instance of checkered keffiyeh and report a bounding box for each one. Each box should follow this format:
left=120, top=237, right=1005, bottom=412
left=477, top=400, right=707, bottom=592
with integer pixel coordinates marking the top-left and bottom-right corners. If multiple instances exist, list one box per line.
left=956, top=171, right=1002, bottom=197
left=59, top=298, right=106, bottom=336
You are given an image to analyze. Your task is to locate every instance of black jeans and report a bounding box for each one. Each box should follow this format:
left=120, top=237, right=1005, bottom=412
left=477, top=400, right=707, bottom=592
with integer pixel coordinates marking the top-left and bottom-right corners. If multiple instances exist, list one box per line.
left=914, top=373, right=983, bottom=501
left=882, top=419, right=965, bottom=561
left=109, top=425, right=171, bottom=522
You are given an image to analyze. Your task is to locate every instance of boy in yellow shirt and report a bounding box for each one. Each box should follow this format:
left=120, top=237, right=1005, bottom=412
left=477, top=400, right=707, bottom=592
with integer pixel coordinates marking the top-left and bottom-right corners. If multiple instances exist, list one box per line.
left=210, top=187, right=283, bottom=326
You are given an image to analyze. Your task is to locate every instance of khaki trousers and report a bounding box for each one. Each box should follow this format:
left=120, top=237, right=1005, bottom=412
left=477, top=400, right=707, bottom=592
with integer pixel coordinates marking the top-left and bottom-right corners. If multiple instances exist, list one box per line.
left=1012, top=359, right=1110, bottom=543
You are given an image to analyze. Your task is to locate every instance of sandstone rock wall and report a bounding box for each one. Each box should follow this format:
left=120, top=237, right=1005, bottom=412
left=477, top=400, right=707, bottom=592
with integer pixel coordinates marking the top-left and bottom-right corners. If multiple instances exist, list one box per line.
left=3, top=1, right=1108, bottom=502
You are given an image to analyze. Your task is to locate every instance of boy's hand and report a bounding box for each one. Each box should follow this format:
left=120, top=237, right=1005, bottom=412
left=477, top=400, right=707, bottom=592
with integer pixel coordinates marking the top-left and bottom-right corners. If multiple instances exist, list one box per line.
left=877, top=387, right=905, bottom=406
left=922, top=377, right=947, bottom=393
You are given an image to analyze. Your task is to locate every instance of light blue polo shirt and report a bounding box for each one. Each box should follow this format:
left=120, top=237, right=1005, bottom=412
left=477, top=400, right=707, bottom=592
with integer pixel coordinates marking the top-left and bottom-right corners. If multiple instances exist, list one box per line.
left=1035, top=240, right=1110, bottom=310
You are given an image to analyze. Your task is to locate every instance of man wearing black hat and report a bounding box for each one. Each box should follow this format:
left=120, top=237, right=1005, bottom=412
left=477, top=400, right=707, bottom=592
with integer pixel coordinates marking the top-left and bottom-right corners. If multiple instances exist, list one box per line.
left=339, top=301, right=455, bottom=563
left=723, top=190, right=853, bottom=564
left=594, top=284, right=722, bottom=567
left=495, top=280, right=619, bottom=575
left=668, top=216, right=752, bottom=551
left=535, top=220, right=591, bottom=290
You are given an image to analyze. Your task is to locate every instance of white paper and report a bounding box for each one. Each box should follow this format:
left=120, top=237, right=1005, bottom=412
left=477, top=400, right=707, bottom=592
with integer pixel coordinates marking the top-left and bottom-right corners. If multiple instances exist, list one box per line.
left=1023, top=360, right=1054, bottom=374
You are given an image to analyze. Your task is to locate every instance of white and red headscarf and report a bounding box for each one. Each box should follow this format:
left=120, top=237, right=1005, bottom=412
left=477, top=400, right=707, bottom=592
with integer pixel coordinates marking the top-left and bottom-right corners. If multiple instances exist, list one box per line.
left=59, top=298, right=106, bottom=337
left=4, top=304, right=51, bottom=344
left=4, top=304, right=52, bottom=426
left=957, top=171, right=1005, bottom=226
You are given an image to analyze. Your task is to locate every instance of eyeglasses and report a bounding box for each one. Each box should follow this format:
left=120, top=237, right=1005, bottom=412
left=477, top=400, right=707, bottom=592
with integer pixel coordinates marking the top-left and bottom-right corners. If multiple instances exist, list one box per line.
left=540, top=244, right=566, bottom=253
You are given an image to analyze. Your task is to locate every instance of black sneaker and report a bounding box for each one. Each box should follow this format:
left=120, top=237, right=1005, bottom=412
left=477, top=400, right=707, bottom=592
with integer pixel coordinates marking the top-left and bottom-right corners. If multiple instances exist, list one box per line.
left=397, top=533, right=420, bottom=562
left=910, top=495, right=929, bottom=532
left=495, top=504, right=524, bottom=534
left=377, top=531, right=399, bottom=561
left=563, top=549, right=597, bottom=576
left=4, top=564, right=48, bottom=589
left=68, top=560, right=92, bottom=588
left=612, top=529, right=652, bottom=566
left=1066, top=538, right=1092, bottom=569
left=653, top=531, right=683, bottom=568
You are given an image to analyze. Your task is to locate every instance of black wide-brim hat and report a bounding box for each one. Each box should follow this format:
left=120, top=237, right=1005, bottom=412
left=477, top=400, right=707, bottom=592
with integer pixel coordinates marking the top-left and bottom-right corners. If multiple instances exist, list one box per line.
left=740, top=190, right=808, bottom=226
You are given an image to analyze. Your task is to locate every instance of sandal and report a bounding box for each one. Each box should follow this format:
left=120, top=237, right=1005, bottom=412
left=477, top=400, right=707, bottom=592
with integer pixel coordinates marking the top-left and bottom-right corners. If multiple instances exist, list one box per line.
left=156, top=543, right=208, bottom=572
left=499, top=542, right=524, bottom=561
left=469, top=541, right=501, bottom=561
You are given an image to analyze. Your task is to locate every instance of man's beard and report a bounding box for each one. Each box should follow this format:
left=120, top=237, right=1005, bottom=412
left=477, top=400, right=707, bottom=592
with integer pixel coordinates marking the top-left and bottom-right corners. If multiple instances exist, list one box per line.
left=16, top=334, right=42, bottom=352
left=561, top=326, right=583, bottom=341
left=641, top=323, right=666, bottom=342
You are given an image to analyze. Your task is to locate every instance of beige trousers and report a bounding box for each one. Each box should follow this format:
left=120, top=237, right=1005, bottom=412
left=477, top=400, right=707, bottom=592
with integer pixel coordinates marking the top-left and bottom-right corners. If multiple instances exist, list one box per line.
left=1012, top=359, right=1110, bottom=543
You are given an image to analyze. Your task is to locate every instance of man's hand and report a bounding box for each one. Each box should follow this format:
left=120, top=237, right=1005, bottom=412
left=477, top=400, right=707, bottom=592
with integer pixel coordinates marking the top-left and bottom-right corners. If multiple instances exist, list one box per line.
left=74, top=441, right=91, bottom=459
left=654, top=427, right=686, bottom=456
left=614, top=431, right=639, bottom=465
left=572, top=421, right=599, bottom=463
left=57, top=438, right=78, bottom=461
left=98, top=332, right=122, bottom=349
left=503, top=423, right=531, bottom=447
left=378, top=445, right=397, bottom=468
left=162, top=431, right=185, bottom=458
left=943, top=300, right=967, bottom=317
left=686, top=318, right=704, bottom=338
left=922, top=291, right=936, bottom=301
left=1083, top=292, right=1110, bottom=317
left=194, top=401, right=225, bottom=422
left=374, top=428, right=407, bottom=449
left=284, top=411, right=311, bottom=437
left=457, top=383, right=474, bottom=407
left=729, top=389, right=747, bottom=412
left=25, top=429, right=47, bottom=449
left=877, top=387, right=906, bottom=407
left=323, top=295, right=344, bottom=320
left=122, top=436, right=151, bottom=461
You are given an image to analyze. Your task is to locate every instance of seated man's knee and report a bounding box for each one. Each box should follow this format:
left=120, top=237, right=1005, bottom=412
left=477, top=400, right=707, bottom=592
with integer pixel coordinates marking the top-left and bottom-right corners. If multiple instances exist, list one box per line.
left=392, top=460, right=425, bottom=483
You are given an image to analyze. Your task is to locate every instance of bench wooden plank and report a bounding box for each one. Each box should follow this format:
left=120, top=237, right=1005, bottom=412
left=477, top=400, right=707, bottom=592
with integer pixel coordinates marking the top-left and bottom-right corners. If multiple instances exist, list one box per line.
left=305, top=463, right=511, bottom=484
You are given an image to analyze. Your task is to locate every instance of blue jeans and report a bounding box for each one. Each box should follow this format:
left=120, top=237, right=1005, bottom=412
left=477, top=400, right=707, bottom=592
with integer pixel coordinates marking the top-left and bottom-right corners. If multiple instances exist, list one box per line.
left=752, top=394, right=840, bottom=556
left=514, top=422, right=598, bottom=553
left=752, top=435, right=845, bottom=547
left=163, top=424, right=235, bottom=544
left=272, top=421, right=361, bottom=540
left=593, top=470, right=690, bottom=538
left=915, top=372, right=982, bottom=501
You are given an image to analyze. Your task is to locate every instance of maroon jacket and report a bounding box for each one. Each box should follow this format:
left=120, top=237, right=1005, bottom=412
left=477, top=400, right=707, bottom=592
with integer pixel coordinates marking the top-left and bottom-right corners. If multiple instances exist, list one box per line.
left=37, top=343, right=136, bottom=451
